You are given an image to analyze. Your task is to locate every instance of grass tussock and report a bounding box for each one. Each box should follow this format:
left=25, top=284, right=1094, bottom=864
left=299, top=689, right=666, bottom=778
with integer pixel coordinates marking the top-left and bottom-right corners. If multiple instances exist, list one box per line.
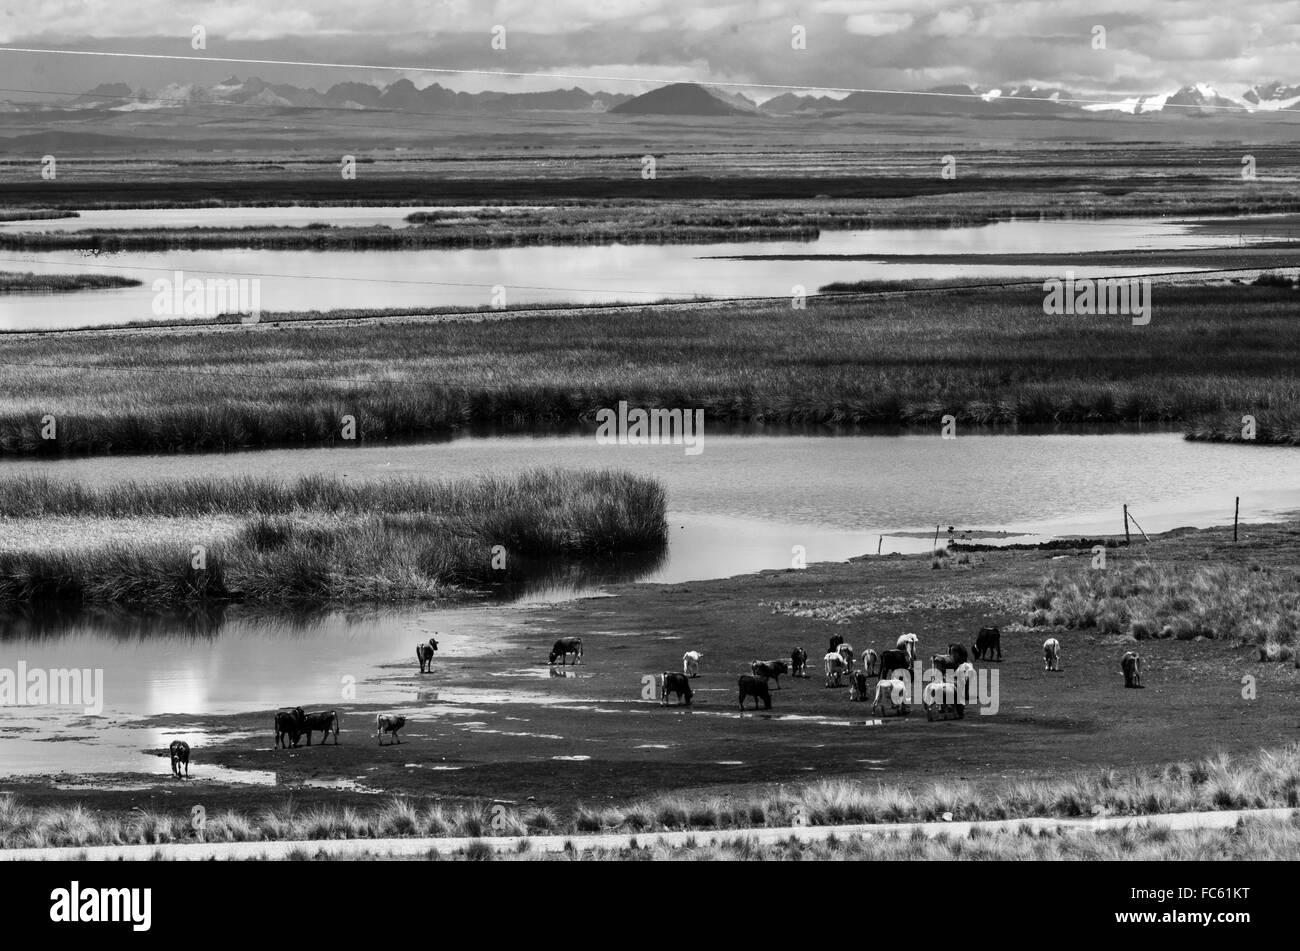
left=1029, top=561, right=1300, bottom=661
left=6, top=745, right=1300, bottom=850
left=0, top=469, right=667, bottom=608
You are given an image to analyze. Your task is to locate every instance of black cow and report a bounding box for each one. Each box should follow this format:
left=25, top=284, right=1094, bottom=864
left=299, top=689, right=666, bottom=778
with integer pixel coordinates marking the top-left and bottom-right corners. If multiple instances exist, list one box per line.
left=1122, top=651, right=1144, bottom=688
left=738, top=674, right=773, bottom=710
left=791, top=647, right=809, bottom=678
left=878, top=648, right=911, bottom=679
left=972, top=626, right=1002, bottom=661
left=376, top=713, right=407, bottom=745
left=930, top=648, right=968, bottom=676
left=946, top=643, right=970, bottom=666
left=848, top=670, right=870, bottom=701
left=169, top=740, right=190, bottom=779
left=751, top=659, right=790, bottom=689
left=416, top=636, right=440, bottom=673
left=274, top=706, right=306, bottom=749
left=549, top=636, right=583, bottom=666
left=303, top=710, right=340, bottom=745
left=661, top=672, right=693, bottom=706
left=829, top=633, right=845, bottom=653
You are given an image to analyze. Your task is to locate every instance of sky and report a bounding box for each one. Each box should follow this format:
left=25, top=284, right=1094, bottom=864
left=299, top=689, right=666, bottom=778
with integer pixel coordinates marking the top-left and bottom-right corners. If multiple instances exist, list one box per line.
left=1, top=1, right=1298, bottom=101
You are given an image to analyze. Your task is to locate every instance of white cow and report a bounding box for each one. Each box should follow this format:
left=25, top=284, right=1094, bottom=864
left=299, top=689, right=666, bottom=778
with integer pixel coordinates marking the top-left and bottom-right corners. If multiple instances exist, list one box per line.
left=836, top=643, right=854, bottom=672
left=824, top=651, right=848, bottom=687
left=1043, top=638, right=1062, bottom=671
left=922, top=680, right=958, bottom=720
left=871, top=675, right=911, bottom=716
left=896, top=632, right=919, bottom=664
left=682, top=650, right=703, bottom=678
left=954, top=661, right=976, bottom=709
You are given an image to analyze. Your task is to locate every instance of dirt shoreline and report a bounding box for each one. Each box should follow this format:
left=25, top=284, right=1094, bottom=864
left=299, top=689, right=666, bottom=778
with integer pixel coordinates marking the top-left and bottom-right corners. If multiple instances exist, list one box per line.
left=3, top=519, right=1297, bottom=817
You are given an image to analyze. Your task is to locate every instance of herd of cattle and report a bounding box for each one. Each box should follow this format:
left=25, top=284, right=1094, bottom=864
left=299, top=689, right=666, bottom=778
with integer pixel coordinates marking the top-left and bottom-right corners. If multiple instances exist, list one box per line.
left=661, top=627, right=1146, bottom=720
left=165, top=628, right=1148, bottom=778
left=659, top=629, right=1003, bottom=720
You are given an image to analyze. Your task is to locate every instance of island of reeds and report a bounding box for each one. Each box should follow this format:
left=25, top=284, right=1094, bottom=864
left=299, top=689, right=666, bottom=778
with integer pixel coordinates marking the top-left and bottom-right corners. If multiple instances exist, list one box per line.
left=0, top=271, right=142, bottom=293
left=0, top=469, right=668, bottom=608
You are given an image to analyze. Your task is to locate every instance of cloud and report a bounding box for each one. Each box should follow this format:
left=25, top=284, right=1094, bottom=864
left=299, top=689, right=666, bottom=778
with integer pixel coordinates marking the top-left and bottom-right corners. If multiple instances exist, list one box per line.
left=844, top=13, right=914, bottom=36
left=4, top=0, right=1300, bottom=101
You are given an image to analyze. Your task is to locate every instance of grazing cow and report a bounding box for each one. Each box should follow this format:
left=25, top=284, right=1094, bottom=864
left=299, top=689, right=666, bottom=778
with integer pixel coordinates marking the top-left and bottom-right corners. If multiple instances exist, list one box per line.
left=953, top=661, right=975, bottom=715
left=549, top=636, right=583, bottom=666
left=661, top=671, right=693, bottom=706
left=1043, top=638, right=1062, bottom=672
left=836, top=643, right=855, bottom=673
left=829, top=633, right=845, bottom=654
left=1122, top=651, right=1143, bottom=688
left=303, top=710, right=340, bottom=746
left=791, top=647, right=809, bottom=678
left=871, top=675, right=910, bottom=717
left=849, top=670, right=870, bottom=702
left=416, top=636, right=440, bottom=673
left=945, top=643, right=970, bottom=666
left=376, top=713, right=407, bottom=745
left=738, top=674, right=773, bottom=710
left=878, top=648, right=910, bottom=680
left=930, top=652, right=963, bottom=676
left=863, top=648, right=880, bottom=677
left=682, top=651, right=703, bottom=678
left=972, top=626, right=1002, bottom=661
left=751, top=659, right=790, bottom=689
left=274, top=706, right=306, bottom=749
left=169, top=740, right=190, bottom=779
left=823, top=651, right=848, bottom=687
left=896, top=633, right=919, bottom=664
left=923, top=681, right=959, bottom=721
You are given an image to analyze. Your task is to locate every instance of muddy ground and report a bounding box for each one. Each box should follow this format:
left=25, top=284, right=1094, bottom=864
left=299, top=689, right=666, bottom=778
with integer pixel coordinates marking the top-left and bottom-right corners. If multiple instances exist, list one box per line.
left=5, top=521, right=1299, bottom=817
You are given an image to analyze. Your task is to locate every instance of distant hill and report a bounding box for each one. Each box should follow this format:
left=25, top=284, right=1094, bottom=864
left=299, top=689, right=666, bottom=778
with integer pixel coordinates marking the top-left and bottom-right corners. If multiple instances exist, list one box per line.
left=611, top=83, right=749, bottom=116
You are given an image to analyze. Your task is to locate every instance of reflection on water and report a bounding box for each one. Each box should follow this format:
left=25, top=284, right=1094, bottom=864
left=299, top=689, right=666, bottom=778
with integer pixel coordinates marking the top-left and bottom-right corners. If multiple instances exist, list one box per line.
left=0, top=213, right=1255, bottom=330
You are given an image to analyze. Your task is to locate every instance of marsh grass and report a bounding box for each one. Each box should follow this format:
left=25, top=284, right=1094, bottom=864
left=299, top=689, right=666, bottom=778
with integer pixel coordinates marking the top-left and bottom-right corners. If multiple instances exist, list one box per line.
left=0, top=469, right=667, bottom=608
left=0, top=271, right=141, bottom=292
left=1029, top=561, right=1300, bottom=659
left=7, top=745, right=1299, bottom=850
left=4, top=283, right=1300, bottom=456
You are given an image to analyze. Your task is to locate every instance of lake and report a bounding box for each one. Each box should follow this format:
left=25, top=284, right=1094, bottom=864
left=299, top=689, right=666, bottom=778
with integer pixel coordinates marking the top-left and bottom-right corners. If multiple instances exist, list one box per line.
left=3, top=430, right=1299, bottom=777
left=0, top=214, right=1258, bottom=330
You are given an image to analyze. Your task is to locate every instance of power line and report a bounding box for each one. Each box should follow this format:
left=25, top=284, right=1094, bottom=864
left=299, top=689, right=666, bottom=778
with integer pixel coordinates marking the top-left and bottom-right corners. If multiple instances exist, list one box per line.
left=0, top=46, right=1282, bottom=115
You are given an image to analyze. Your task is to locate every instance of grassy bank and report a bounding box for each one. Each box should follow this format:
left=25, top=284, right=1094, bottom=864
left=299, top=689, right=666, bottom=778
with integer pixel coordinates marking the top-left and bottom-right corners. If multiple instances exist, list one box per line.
left=4, top=744, right=1297, bottom=850
left=1030, top=560, right=1300, bottom=661
left=0, top=271, right=141, bottom=292
left=3, top=281, right=1300, bottom=455
left=0, top=469, right=667, bottom=607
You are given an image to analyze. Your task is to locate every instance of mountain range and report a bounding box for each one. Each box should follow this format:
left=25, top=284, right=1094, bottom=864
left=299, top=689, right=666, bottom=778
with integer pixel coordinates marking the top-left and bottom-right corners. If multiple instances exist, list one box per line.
left=8, top=77, right=1300, bottom=119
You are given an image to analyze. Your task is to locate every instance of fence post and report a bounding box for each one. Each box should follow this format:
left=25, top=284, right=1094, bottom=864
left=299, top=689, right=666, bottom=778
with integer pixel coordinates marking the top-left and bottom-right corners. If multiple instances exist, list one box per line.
left=1123, top=504, right=1130, bottom=546
left=1234, top=497, right=1240, bottom=542
left=932, top=525, right=940, bottom=553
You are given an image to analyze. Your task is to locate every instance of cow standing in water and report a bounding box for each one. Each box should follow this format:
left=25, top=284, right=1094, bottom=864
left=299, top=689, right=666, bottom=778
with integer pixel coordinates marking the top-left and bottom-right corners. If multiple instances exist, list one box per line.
left=169, top=740, right=190, bottom=779
left=417, top=635, right=440, bottom=673
left=549, top=637, right=583, bottom=666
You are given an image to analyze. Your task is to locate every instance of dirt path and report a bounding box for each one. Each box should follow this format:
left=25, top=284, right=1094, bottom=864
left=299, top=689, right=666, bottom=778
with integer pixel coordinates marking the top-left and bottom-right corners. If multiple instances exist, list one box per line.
left=3, top=806, right=1291, bottom=861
